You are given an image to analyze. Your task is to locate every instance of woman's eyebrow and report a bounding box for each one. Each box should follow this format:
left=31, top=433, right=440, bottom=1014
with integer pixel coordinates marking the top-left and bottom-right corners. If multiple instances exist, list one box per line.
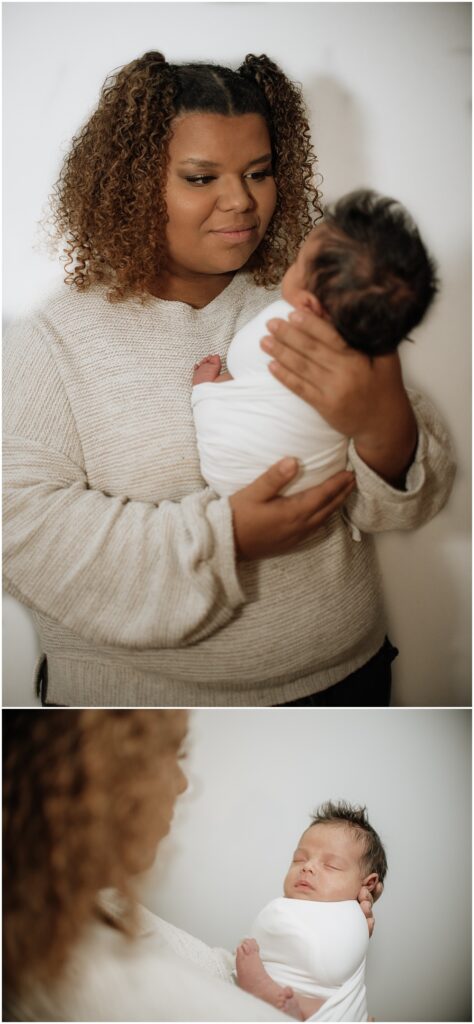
left=178, top=153, right=272, bottom=168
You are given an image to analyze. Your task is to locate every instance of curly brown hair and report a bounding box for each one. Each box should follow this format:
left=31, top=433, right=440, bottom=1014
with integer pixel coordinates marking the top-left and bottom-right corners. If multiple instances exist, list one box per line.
left=3, top=709, right=188, bottom=992
left=49, top=51, right=322, bottom=301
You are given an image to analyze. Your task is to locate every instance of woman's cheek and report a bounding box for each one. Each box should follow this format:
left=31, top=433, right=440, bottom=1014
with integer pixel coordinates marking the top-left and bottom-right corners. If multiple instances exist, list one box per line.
left=263, top=181, right=278, bottom=227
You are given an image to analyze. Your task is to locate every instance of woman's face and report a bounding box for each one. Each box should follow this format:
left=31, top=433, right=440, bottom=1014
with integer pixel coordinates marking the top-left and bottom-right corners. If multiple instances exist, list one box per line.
left=164, top=112, right=277, bottom=278
left=158, top=752, right=188, bottom=836
left=135, top=752, right=188, bottom=873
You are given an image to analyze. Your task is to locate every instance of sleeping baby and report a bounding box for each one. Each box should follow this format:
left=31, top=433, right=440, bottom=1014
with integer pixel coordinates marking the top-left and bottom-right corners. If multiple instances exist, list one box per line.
left=235, top=801, right=387, bottom=1022
left=191, top=188, right=438, bottom=497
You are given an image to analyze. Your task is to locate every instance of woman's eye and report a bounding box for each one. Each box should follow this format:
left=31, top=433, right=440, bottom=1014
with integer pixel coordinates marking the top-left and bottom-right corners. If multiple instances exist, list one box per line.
left=245, top=169, right=273, bottom=181
left=185, top=176, right=215, bottom=186
left=185, top=169, right=272, bottom=186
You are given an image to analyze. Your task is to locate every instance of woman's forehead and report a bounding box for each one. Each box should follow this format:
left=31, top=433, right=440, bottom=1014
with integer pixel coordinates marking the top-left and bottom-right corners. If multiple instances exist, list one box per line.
left=168, top=111, right=271, bottom=161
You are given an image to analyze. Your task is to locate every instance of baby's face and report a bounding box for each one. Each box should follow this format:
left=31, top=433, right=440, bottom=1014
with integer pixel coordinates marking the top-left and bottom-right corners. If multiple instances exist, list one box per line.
left=281, top=228, right=324, bottom=309
left=283, top=823, right=368, bottom=902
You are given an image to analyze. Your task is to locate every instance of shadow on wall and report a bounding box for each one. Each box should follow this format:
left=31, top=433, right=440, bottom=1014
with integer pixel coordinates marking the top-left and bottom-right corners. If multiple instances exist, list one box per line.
left=383, top=248, right=471, bottom=707
left=378, top=516, right=470, bottom=707
left=304, top=74, right=372, bottom=200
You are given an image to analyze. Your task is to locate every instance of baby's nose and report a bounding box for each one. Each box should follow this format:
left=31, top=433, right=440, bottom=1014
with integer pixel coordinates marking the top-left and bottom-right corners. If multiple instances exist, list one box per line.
left=302, top=860, right=316, bottom=873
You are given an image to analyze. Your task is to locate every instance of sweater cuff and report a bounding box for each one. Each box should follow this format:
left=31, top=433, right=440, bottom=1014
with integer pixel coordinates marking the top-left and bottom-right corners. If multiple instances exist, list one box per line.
left=348, top=414, right=427, bottom=503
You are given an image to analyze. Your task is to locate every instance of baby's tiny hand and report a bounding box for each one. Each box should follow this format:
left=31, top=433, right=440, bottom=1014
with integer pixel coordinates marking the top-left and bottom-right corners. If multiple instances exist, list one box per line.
left=192, top=354, right=222, bottom=385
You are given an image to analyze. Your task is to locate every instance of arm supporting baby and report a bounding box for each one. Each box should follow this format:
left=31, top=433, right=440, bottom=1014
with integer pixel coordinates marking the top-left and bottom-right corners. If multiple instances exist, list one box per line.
left=192, top=348, right=355, bottom=559
left=262, top=309, right=418, bottom=488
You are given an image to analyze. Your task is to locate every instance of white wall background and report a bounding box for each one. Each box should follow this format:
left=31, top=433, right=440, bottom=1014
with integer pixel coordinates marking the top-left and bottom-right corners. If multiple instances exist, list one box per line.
left=140, top=709, right=471, bottom=1023
left=2, top=2, right=471, bottom=705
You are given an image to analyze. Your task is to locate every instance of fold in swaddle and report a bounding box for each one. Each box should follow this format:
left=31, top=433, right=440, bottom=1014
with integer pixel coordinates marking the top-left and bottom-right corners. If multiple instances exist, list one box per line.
left=191, top=299, right=348, bottom=497
left=250, top=897, right=369, bottom=1022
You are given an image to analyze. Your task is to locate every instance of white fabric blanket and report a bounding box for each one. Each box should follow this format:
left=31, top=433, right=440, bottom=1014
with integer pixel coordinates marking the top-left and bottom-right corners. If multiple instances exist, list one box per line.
left=251, top=897, right=369, bottom=1022
left=191, top=299, right=348, bottom=497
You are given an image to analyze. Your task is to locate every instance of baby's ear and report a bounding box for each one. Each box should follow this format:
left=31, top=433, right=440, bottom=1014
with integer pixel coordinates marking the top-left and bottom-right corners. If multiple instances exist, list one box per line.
left=298, top=290, right=324, bottom=316
left=362, top=872, right=379, bottom=892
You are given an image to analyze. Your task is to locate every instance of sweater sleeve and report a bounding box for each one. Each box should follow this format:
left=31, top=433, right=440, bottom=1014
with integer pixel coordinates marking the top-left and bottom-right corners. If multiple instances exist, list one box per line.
left=3, top=318, right=245, bottom=649
left=345, top=389, right=456, bottom=533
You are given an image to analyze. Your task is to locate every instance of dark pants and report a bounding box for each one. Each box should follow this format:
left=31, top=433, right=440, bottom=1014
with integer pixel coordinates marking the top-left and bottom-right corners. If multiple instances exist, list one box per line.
left=36, top=657, right=66, bottom=707
left=274, top=638, right=398, bottom=707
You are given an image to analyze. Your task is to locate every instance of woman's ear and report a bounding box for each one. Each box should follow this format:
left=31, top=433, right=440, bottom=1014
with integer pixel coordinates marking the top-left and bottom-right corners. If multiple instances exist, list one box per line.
left=362, top=872, right=379, bottom=892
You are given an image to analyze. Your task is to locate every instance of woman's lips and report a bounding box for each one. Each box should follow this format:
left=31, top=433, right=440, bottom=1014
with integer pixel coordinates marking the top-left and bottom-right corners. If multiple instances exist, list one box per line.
left=211, top=226, right=258, bottom=242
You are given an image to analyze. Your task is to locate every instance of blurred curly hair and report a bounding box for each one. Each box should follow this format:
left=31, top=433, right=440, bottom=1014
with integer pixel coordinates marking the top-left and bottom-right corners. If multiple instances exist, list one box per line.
left=3, top=709, right=188, bottom=992
left=48, top=51, right=322, bottom=301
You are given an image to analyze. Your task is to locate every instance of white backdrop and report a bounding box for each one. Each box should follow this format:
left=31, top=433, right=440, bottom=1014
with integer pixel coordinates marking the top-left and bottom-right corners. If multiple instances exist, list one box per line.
left=2, top=2, right=471, bottom=705
left=140, top=709, right=471, bottom=1023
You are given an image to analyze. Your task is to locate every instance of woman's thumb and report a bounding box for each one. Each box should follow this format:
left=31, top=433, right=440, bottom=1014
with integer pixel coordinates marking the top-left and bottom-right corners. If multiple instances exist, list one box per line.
left=245, top=457, right=299, bottom=501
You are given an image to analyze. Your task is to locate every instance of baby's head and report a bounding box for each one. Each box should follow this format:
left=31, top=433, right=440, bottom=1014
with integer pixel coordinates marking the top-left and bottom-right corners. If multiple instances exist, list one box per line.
left=281, top=188, right=438, bottom=356
left=283, top=800, right=387, bottom=903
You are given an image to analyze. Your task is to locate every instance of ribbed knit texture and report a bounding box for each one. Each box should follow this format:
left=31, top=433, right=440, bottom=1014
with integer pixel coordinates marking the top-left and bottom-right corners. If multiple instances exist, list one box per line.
left=3, top=275, right=456, bottom=706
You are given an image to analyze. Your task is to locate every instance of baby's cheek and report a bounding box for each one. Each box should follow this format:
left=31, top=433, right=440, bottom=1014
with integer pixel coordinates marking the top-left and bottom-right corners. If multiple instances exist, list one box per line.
left=282, top=872, right=293, bottom=894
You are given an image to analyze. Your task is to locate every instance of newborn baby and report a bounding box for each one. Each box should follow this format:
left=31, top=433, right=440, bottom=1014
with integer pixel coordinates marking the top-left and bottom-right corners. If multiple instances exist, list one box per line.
left=235, top=801, right=387, bottom=1022
left=192, top=188, right=438, bottom=497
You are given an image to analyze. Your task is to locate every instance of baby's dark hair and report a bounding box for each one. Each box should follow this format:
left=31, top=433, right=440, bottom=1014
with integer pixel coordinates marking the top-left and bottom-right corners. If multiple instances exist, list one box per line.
left=311, top=189, right=439, bottom=356
left=310, top=799, right=387, bottom=882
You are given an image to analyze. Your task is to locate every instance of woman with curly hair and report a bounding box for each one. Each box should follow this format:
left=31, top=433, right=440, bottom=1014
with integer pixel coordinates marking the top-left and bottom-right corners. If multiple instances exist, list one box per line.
left=2, top=709, right=284, bottom=1020
left=3, top=52, right=454, bottom=705
left=3, top=709, right=378, bottom=1021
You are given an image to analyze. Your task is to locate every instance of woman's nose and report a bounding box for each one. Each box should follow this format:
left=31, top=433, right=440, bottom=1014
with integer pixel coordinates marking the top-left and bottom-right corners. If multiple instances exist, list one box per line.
left=216, top=176, right=255, bottom=213
left=176, top=764, right=188, bottom=794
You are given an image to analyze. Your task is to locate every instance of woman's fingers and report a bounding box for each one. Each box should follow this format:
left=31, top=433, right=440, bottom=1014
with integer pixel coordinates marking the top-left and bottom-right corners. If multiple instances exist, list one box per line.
left=237, top=456, right=300, bottom=502
left=229, top=465, right=355, bottom=560
left=267, top=358, right=324, bottom=407
left=290, top=470, right=355, bottom=519
left=262, top=327, right=336, bottom=373
left=287, top=310, right=348, bottom=352
left=304, top=479, right=355, bottom=530
left=372, top=880, right=384, bottom=903
left=267, top=311, right=347, bottom=357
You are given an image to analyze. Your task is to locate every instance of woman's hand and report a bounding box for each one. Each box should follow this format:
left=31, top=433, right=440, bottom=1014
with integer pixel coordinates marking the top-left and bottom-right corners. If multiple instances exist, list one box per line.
left=357, top=881, right=384, bottom=937
left=262, top=309, right=418, bottom=487
left=229, top=458, right=355, bottom=560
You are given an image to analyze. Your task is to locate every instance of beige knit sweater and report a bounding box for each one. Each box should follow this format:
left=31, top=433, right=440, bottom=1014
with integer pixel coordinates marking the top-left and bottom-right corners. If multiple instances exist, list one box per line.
left=3, top=274, right=456, bottom=705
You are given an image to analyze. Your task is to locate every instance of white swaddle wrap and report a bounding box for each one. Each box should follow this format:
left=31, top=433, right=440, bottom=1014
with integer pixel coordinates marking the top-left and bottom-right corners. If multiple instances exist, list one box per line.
left=191, top=299, right=348, bottom=497
left=251, top=897, right=369, bottom=1022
